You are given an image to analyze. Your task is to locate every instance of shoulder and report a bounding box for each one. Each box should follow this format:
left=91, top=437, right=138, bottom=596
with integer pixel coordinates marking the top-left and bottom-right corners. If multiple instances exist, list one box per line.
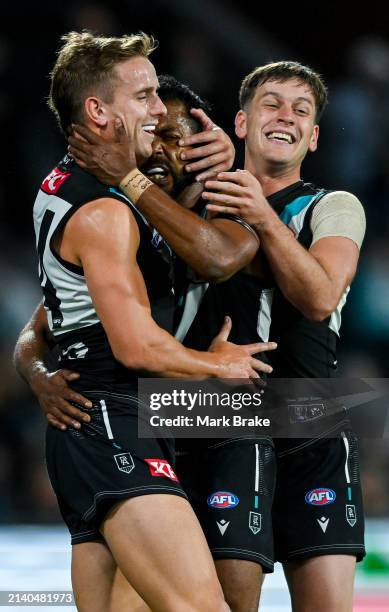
left=70, top=196, right=136, bottom=228
left=67, top=197, right=139, bottom=249
left=313, top=191, right=365, bottom=222
left=316, top=190, right=364, bottom=211
left=310, top=190, right=366, bottom=248
left=41, top=156, right=131, bottom=209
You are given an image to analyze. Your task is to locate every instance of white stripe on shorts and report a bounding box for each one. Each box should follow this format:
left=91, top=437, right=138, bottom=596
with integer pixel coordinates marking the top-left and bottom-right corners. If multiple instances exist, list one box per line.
left=341, top=431, right=350, bottom=484
left=100, top=399, right=114, bottom=440
left=255, top=443, right=260, bottom=492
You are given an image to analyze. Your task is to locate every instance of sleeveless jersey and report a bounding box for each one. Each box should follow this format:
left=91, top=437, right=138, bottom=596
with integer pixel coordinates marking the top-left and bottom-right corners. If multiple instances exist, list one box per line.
left=179, top=181, right=348, bottom=377
left=33, top=155, right=174, bottom=390
left=268, top=180, right=343, bottom=378
left=174, top=210, right=267, bottom=352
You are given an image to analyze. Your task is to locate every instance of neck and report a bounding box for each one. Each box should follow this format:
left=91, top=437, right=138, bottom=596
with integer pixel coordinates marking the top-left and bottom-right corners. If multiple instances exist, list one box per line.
left=244, top=152, right=302, bottom=198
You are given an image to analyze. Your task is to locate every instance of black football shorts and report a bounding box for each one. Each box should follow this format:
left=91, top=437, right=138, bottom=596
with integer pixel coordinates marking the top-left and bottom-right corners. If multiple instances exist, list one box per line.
left=273, top=430, right=365, bottom=563
left=176, top=437, right=276, bottom=572
left=46, top=390, right=187, bottom=545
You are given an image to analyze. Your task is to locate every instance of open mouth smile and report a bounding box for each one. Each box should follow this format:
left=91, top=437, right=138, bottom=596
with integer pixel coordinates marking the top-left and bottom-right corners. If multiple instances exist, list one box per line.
left=265, top=131, right=296, bottom=144
left=143, top=162, right=171, bottom=182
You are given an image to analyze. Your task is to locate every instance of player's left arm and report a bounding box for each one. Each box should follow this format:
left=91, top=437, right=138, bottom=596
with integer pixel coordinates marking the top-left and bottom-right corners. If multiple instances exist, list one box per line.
left=204, top=170, right=365, bottom=320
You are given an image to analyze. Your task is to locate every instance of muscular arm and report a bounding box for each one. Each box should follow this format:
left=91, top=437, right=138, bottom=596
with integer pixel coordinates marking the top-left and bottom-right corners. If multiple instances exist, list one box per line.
left=135, top=184, right=259, bottom=282
left=205, top=172, right=365, bottom=320
left=68, top=122, right=257, bottom=281
left=64, top=198, right=273, bottom=378
left=13, top=303, right=92, bottom=429
left=257, top=216, right=359, bottom=320
left=14, top=302, right=54, bottom=384
left=252, top=193, right=364, bottom=320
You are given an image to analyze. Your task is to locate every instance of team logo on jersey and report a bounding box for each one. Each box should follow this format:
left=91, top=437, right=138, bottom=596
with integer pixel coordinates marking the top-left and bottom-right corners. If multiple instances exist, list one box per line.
left=114, top=453, right=134, bottom=474
left=41, top=167, right=71, bottom=194
left=249, top=511, right=262, bottom=534
left=317, top=516, right=330, bottom=533
left=207, top=492, right=239, bottom=509
left=216, top=520, right=230, bottom=535
left=144, top=459, right=179, bottom=482
left=346, top=504, right=357, bottom=527
left=60, top=342, right=89, bottom=360
left=305, top=488, right=336, bottom=506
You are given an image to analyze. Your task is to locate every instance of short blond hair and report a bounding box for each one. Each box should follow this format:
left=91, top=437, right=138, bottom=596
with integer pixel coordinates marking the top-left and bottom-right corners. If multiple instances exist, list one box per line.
left=49, top=31, right=157, bottom=134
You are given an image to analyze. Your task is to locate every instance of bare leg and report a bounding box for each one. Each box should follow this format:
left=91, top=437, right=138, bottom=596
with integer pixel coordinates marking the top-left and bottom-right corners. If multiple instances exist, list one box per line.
left=111, top=569, right=151, bottom=612
left=283, top=555, right=356, bottom=612
left=101, top=494, right=230, bottom=612
left=215, top=559, right=264, bottom=612
left=71, top=541, right=116, bottom=612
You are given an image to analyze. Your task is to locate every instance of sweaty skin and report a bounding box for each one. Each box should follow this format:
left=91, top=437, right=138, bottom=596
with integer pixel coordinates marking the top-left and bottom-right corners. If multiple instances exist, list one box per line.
left=15, top=96, right=268, bottom=429
left=69, top=102, right=258, bottom=282
left=29, top=45, right=279, bottom=612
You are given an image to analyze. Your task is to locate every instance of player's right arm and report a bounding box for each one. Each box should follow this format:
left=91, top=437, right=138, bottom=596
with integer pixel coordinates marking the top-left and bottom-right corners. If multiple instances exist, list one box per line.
left=68, top=123, right=258, bottom=282
left=13, top=303, right=92, bottom=430
left=64, top=197, right=275, bottom=378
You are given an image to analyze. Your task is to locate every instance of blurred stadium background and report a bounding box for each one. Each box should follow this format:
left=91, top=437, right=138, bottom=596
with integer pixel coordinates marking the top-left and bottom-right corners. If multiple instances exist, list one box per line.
left=0, top=1, right=388, bottom=609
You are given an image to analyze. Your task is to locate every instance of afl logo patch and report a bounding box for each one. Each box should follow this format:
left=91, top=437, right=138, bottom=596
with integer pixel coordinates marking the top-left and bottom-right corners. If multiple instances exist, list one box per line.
left=305, top=488, right=336, bottom=506
left=207, top=491, right=239, bottom=509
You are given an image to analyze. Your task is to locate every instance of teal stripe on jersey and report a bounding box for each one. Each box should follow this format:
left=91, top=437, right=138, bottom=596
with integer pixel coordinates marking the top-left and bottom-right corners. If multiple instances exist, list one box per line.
left=109, top=186, right=130, bottom=202
left=279, top=195, right=314, bottom=225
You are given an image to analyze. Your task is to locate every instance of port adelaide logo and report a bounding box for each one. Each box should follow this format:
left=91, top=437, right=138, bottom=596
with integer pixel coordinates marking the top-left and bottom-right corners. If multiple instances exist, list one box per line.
left=207, top=491, right=239, bottom=509
left=305, top=488, right=336, bottom=506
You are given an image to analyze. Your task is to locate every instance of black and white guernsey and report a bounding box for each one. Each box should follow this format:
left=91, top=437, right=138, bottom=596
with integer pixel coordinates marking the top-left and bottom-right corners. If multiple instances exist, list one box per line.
left=33, top=155, right=174, bottom=390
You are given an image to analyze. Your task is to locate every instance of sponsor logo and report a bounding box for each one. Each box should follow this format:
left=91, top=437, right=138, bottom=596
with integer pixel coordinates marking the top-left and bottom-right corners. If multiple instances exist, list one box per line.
left=305, top=488, right=336, bottom=506
left=207, top=492, right=239, bottom=509
left=249, top=511, right=262, bottom=535
left=317, top=516, right=330, bottom=533
left=41, top=167, right=71, bottom=194
left=114, top=453, right=134, bottom=474
left=216, top=520, right=230, bottom=536
left=145, top=459, right=179, bottom=482
left=346, top=504, right=357, bottom=527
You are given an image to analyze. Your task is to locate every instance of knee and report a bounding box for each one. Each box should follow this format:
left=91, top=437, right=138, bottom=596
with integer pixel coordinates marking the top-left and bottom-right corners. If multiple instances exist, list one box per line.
left=221, top=577, right=262, bottom=612
left=224, top=592, right=258, bottom=612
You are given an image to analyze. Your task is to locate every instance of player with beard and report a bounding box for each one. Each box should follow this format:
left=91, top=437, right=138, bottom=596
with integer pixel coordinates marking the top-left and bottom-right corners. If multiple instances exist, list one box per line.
left=15, top=74, right=275, bottom=611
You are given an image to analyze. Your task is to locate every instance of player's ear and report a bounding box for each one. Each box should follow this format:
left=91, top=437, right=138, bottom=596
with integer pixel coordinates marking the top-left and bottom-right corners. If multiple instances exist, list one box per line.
left=84, top=96, right=109, bottom=127
left=235, top=110, right=247, bottom=140
left=309, top=124, right=319, bottom=152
